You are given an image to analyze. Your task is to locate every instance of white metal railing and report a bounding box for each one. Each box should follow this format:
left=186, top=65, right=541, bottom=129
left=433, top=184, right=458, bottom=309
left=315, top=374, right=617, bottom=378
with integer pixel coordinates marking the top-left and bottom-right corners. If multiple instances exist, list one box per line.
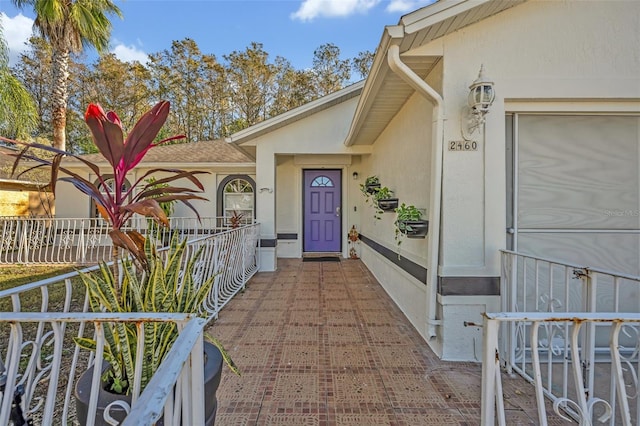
left=482, top=313, right=640, bottom=426
left=487, top=250, right=640, bottom=425
left=0, top=216, right=248, bottom=264
left=0, top=222, right=260, bottom=425
left=0, top=313, right=206, bottom=426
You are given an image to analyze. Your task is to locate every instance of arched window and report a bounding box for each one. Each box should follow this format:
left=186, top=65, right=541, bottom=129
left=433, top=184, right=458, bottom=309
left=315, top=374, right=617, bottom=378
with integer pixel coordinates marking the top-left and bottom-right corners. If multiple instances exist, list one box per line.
left=91, top=176, right=131, bottom=218
left=311, top=175, right=334, bottom=187
left=218, top=176, right=255, bottom=222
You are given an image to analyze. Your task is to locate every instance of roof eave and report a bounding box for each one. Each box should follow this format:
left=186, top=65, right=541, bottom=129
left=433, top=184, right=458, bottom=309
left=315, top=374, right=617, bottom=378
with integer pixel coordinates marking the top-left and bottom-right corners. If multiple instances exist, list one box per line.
left=0, top=178, right=50, bottom=191
left=343, top=25, right=402, bottom=147
left=344, top=0, right=525, bottom=147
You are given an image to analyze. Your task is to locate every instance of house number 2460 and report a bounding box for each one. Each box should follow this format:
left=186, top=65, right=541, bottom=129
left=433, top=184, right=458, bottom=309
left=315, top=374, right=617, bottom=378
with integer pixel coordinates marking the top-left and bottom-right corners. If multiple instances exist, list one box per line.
left=449, top=141, right=478, bottom=151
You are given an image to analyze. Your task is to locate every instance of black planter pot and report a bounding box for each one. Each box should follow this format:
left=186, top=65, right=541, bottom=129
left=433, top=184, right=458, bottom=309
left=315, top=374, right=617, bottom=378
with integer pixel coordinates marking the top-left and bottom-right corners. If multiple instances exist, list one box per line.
left=398, top=220, right=429, bottom=238
left=365, top=183, right=380, bottom=194
left=75, top=341, right=223, bottom=426
left=376, top=198, right=399, bottom=211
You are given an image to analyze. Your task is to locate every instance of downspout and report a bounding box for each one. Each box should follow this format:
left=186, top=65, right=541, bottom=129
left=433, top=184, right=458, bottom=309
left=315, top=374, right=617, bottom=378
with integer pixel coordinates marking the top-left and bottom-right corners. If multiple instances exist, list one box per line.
left=387, top=42, right=443, bottom=339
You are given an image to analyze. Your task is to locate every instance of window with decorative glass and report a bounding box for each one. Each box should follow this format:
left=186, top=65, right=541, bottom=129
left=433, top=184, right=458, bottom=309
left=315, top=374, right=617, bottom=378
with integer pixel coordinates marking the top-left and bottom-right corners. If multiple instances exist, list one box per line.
left=223, top=178, right=254, bottom=223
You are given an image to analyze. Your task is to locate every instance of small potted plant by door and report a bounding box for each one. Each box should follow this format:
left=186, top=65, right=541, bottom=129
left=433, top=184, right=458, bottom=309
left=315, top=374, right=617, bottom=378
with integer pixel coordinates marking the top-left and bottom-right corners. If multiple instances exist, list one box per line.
left=373, top=186, right=399, bottom=212
left=394, top=203, right=429, bottom=240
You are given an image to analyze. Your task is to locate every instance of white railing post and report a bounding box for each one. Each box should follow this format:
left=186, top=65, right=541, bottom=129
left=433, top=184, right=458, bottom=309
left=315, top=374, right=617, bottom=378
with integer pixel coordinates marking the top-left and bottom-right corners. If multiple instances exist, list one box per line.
left=19, top=219, right=29, bottom=263
left=481, top=313, right=501, bottom=426
left=582, top=270, right=597, bottom=402
left=610, top=322, right=633, bottom=426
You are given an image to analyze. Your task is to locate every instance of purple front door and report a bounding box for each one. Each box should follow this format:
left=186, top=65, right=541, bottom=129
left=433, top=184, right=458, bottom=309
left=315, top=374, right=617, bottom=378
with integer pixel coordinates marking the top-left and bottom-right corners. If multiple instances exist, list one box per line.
left=303, top=170, right=341, bottom=252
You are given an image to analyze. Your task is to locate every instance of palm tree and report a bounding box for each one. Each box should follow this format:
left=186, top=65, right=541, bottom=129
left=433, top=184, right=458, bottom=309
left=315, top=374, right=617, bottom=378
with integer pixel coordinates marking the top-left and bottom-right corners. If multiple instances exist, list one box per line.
left=0, top=22, right=37, bottom=139
left=12, top=0, right=122, bottom=151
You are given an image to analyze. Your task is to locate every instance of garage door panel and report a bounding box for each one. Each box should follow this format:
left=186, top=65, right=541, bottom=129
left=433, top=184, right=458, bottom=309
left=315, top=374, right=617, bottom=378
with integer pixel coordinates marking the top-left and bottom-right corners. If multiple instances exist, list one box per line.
left=518, top=115, right=640, bottom=229
left=518, top=232, right=640, bottom=276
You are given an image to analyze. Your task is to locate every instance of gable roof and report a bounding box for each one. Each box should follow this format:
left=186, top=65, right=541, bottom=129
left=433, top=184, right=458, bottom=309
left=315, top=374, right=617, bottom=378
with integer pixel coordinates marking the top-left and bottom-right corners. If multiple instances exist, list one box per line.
left=65, top=139, right=255, bottom=166
left=344, top=0, right=526, bottom=146
left=226, top=81, right=365, bottom=145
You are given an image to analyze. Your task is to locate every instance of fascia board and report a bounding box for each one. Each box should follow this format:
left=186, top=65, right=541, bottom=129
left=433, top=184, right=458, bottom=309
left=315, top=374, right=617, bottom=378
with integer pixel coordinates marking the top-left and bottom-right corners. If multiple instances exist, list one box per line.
left=343, top=26, right=399, bottom=147
left=401, top=0, right=492, bottom=34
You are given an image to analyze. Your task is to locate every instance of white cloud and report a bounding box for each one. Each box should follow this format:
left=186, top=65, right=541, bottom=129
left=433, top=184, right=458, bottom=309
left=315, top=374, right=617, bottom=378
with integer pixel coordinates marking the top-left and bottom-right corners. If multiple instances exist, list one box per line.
left=291, top=0, right=380, bottom=22
left=386, top=0, right=436, bottom=13
left=1, top=12, right=34, bottom=66
left=111, top=43, right=148, bottom=64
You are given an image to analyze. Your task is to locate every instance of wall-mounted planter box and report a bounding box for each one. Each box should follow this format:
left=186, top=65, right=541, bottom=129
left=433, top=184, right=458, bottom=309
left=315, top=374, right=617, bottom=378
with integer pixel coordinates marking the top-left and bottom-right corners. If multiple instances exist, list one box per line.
left=398, top=220, right=429, bottom=238
left=365, top=183, right=381, bottom=194
left=376, top=198, right=399, bottom=211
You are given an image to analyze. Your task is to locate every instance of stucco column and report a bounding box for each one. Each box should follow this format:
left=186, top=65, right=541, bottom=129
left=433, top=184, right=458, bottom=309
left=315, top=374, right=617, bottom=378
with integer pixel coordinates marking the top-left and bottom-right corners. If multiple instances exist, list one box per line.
left=255, top=144, right=277, bottom=271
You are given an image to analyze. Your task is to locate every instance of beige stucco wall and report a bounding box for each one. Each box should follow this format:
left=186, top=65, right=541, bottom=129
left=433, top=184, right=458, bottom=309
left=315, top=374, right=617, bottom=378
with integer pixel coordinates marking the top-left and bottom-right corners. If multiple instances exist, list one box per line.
left=356, top=88, right=435, bottom=337
left=399, top=0, right=640, bottom=359
left=434, top=0, right=640, bottom=278
left=248, top=94, right=371, bottom=268
left=54, top=165, right=255, bottom=220
left=350, top=0, right=640, bottom=359
left=358, top=91, right=434, bottom=264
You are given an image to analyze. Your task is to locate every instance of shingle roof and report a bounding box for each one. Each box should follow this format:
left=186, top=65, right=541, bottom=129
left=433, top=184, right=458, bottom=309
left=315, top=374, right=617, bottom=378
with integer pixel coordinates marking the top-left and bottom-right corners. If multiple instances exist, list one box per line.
left=66, top=140, right=254, bottom=165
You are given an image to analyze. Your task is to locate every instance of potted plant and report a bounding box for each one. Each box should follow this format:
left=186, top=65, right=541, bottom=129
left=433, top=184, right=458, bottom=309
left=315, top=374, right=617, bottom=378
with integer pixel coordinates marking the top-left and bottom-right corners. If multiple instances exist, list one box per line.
left=360, top=175, right=380, bottom=199
left=394, top=203, right=429, bottom=243
left=2, top=101, right=238, bottom=425
left=74, top=235, right=236, bottom=425
left=373, top=186, right=399, bottom=212
left=228, top=210, right=245, bottom=228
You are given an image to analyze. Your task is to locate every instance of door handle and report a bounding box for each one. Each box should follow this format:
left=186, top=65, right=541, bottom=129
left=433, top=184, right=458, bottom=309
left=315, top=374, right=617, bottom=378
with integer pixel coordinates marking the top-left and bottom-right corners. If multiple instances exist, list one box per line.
left=336, top=206, right=341, bottom=217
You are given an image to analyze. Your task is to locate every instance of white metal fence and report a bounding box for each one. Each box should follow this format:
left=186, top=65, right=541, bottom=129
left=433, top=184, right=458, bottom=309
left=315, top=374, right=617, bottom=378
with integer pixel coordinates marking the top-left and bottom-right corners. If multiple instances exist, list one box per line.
left=0, top=216, right=245, bottom=264
left=0, top=223, right=260, bottom=425
left=485, top=250, right=640, bottom=425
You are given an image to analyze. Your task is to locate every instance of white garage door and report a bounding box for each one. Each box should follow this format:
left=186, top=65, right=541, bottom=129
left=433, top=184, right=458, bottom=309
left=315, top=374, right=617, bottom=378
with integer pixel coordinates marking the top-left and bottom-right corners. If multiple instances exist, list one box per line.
left=510, top=114, right=640, bottom=276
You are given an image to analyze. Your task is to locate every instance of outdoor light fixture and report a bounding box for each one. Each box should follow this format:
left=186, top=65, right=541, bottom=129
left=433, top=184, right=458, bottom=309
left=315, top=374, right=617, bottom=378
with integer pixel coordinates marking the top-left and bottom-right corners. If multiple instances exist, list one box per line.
left=352, top=172, right=359, bottom=180
left=462, top=65, right=495, bottom=141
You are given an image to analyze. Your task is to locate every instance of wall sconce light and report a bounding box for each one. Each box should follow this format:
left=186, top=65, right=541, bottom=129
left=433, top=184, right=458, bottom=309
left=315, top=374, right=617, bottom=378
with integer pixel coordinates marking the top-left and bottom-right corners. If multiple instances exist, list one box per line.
left=352, top=172, right=359, bottom=180
left=259, top=187, right=273, bottom=193
left=462, top=64, right=495, bottom=141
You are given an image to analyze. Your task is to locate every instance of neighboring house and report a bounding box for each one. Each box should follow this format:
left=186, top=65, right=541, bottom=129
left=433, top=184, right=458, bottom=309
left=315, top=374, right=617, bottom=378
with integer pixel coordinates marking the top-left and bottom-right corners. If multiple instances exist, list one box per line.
left=0, top=146, right=54, bottom=217
left=225, top=0, right=640, bottom=361
left=57, top=140, right=256, bottom=221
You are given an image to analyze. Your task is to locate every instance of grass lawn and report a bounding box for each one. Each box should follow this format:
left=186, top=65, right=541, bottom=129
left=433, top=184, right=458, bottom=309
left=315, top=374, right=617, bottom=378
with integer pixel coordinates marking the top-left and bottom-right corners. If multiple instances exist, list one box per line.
left=0, top=264, right=78, bottom=291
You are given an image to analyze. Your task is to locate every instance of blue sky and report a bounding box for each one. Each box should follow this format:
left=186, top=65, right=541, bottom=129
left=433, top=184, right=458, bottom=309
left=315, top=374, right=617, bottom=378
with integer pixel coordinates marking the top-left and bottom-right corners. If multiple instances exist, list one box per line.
left=1, top=0, right=435, bottom=69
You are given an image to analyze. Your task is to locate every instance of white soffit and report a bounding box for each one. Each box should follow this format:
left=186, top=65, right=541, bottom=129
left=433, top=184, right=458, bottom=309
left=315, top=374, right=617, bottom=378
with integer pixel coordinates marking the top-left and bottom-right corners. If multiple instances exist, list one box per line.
left=345, top=0, right=527, bottom=146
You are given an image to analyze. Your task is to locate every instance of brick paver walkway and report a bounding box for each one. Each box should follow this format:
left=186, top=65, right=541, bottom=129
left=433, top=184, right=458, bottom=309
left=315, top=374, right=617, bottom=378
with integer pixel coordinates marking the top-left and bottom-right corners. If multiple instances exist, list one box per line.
left=208, top=258, right=573, bottom=425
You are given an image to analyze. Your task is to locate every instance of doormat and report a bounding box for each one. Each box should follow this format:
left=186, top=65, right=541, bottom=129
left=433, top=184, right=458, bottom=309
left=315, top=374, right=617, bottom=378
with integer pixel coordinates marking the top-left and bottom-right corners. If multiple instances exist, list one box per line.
left=302, top=256, right=341, bottom=262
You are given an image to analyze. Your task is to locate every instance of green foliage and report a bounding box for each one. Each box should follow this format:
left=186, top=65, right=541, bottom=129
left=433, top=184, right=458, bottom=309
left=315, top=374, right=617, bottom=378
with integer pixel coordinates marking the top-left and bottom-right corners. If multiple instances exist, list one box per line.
left=11, top=0, right=122, bottom=151
left=11, top=30, right=369, bottom=148
left=373, top=186, right=394, bottom=202
left=394, top=203, right=424, bottom=248
left=359, top=175, right=379, bottom=199
left=74, top=235, right=239, bottom=395
left=372, top=186, right=395, bottom=220
left=0, top=24, right=38, bottom=139
left=312, top=43, right=351, bottom=96
left=352, top=50, right=375, bottom=80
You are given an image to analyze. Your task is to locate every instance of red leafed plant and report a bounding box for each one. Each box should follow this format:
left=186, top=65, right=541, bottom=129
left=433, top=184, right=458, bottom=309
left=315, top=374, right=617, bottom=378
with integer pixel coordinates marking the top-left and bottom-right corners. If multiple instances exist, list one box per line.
left=1, top=101, right=208, bottom=294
